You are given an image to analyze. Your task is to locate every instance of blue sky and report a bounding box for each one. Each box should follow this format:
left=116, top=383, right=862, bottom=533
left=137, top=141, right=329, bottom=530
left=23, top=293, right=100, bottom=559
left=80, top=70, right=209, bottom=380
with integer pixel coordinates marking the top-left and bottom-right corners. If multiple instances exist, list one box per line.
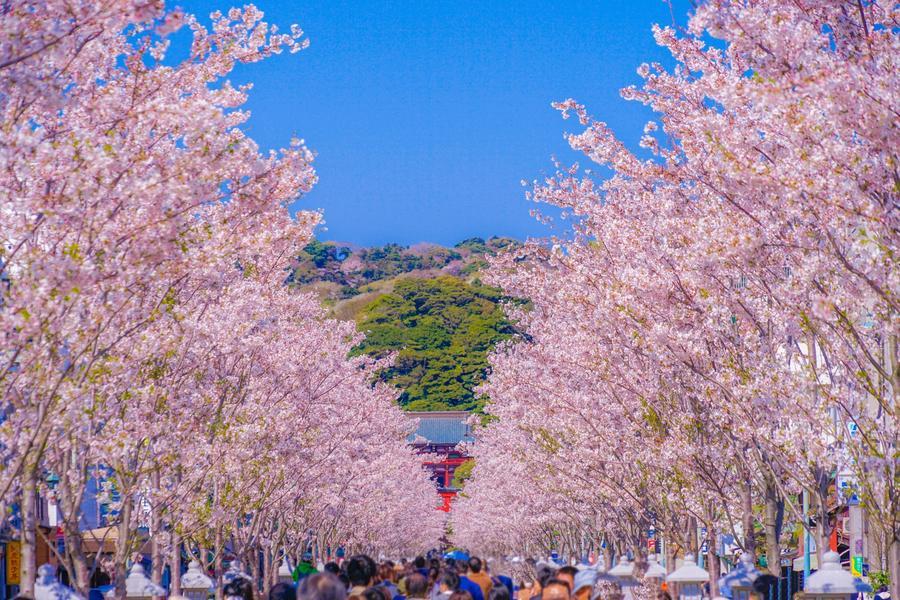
left=177, top=0, right=690, bottom=246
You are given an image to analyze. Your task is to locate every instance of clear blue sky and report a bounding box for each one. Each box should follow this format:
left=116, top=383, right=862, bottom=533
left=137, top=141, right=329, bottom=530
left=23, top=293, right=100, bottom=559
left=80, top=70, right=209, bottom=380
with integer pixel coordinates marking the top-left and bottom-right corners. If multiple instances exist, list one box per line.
left=176, top=1, right=690, bottom=246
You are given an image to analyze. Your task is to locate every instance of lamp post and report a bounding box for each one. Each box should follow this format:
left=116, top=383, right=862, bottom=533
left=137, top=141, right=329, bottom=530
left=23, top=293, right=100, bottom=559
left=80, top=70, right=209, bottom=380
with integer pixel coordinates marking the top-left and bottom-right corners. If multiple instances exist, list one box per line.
left=797, top=551, right=871, bottom=600
left=106, top=563, right=167, bottom=600
left=718, top=554, right=760, bottom=600
left=666, top=554, right=709, bottom=600
left=35, top=563, right=83, bottom=600
left=609, top=557, right=639, bottom=588
left=643, top=555, right=668, bottom=590
left=594, top=556, right=621, bottom=584
left=181, top=560, right=214, bottom=600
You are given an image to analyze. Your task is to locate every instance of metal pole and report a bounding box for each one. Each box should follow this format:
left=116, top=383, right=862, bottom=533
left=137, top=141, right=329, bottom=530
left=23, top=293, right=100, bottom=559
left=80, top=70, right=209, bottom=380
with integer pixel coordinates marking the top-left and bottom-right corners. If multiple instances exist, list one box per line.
left=803, top=490, right=811, bottom=584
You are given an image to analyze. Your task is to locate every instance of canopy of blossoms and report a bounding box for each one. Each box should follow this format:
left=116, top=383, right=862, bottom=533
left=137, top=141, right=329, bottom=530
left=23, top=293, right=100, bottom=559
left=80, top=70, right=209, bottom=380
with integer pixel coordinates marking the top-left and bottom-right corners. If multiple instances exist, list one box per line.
left=453, top=0, right=898, bottom=595
left=0, top=2, right=443, bottom=597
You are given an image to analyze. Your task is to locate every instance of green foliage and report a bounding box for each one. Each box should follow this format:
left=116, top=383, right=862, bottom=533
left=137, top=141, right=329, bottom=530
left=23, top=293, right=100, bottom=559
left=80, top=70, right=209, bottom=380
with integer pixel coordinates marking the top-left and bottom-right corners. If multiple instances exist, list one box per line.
left=352, top=276, right=517, bottom=411
left=869, top=571, right=890, bottom=591
left=288, top=240, right=351, bottom=284
left=450, top=458, right=475, bottom=489
left=288, top=237, right=522, bottom=293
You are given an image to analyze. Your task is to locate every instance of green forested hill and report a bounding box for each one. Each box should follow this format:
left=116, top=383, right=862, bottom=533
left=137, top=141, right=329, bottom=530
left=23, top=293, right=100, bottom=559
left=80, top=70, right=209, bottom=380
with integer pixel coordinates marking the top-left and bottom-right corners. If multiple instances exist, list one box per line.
left=288, top=238, right=522, bottom=411
left=351, top=277, right=516, bottom=411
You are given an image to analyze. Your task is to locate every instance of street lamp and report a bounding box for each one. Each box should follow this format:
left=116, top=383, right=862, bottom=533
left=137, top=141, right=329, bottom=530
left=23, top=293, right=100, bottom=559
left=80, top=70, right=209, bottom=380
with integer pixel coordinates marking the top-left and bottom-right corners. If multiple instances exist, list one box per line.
left=798, top=551, right=871, bottom=600
left=594, top=556, right=621, bottom=583
left=181, top=560, right=214, bottom=600
left=666, top=554, right=709, bottom=600
left=106, top=563, right=167, bottom=600
left=718, top=554, right=760, bottom=600
left=643, top=554, right=668, bottom=588
left=35, top=563, right=83, bottom=600
left=609, top=556, right=639, bottom=587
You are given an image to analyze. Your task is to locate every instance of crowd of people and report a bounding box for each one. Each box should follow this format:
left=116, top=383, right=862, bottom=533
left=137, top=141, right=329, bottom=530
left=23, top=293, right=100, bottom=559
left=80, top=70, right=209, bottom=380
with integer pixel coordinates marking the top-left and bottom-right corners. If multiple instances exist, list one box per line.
left=221, top=555, right=608, bottom=600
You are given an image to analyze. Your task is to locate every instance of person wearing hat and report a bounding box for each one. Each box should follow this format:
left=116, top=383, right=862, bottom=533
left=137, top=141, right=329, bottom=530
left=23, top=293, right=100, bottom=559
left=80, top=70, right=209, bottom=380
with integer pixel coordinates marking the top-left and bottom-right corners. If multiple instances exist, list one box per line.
left=573, top=569, right=597, bottom=600
left=294, top=551, right=319, bottom=582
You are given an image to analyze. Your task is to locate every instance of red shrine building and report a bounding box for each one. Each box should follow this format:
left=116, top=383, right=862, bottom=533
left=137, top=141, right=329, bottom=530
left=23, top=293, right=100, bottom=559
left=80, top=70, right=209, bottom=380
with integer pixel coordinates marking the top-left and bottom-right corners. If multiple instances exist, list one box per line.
left=407, top=411, right=474, bottom=512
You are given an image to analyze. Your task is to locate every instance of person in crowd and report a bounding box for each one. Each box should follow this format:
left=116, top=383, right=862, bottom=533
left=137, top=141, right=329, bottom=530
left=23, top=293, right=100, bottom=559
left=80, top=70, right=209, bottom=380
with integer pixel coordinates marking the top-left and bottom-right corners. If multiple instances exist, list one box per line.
left=414, top=557, right=430, bottom=578
left=294, top=552, right=319, bottom=582
left=554, top=567, right=577, bottom=596
left=488, top=584, right=511, bottom=600
left=347, top=555, right=378, bottom=596
left=457, top=563, right=484, bottom=600
left=339, top=571, right=352, bottom=590
left=297, top=572, right=349, bottom=600
left=405, top=574, right=430, bottom=600
left=491, top=566, right=513, bottom=599
left=449, top=592, right=473, bottom=600
left=362, top=587, right=391, bottom=600
left=539, top=579, right=570, bottom=600
left=436, top=570, right=462, bottom=600
left=524, top=564, right=555, bottom=600
left=428, top=567, right=442, bottom=597
left=535, top=566, right=555, bottom=590
left=224, top=577, right=255, bottom=600
left=466, top=558, right=492, bottom=600
left=377, top=563, right=401, bottom=599
left=324, top=562, right=341, bottom=576
left=270, top=582, right=298, bottom=600
left=572, top=569, right=596, bottom=600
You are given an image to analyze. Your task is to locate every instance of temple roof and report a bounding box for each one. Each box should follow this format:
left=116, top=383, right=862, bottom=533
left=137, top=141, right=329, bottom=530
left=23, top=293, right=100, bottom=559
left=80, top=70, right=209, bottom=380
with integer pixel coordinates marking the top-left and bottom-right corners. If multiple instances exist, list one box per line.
left=407, top=411, right=475, bottom=445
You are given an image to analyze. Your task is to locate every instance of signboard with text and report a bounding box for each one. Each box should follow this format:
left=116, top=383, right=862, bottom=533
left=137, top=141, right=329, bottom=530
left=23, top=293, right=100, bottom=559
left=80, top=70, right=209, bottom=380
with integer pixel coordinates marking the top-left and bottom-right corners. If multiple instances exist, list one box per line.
left=6, top=540, right=20, bottom=585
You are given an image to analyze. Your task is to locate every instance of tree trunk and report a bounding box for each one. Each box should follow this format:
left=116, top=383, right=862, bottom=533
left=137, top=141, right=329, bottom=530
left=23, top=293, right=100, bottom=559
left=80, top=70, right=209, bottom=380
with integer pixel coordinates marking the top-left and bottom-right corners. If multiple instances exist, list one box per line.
left=251, top=549, right=261, bottom=596
left=214, top=530, right=224, bottom=600
left=150, top=471, right=163, bottom=598
left=741, top=483, right=757, bottom=556
left=114, top=498, right=133, bottom=600
left=19, top=466, right=38, bottom=597
left=170, top=536, right=182, bottom=596
left=810, top=473, right=833, bottom=566
left=888, top=538, right=900, bottom=600
left=64, top=520, right=90, bottom=594
left=262, top=548, right=272, bottom=597
left=706, top=523, right=720, bottom=597
left=763, top=477, right=784, bottom=575
left=687, top=518, right=698, bottom=557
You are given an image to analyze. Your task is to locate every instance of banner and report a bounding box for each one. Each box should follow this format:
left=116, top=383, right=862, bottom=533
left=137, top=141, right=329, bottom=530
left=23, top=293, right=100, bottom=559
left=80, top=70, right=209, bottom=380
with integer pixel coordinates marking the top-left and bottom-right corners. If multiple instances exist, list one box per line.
left=6, top=540, right=21, bottom=585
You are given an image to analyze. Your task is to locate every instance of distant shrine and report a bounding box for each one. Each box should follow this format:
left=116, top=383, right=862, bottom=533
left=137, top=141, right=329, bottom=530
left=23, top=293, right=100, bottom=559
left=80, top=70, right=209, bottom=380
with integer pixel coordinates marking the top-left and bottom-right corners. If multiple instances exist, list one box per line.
left=407, top=411, right=474, bottom=512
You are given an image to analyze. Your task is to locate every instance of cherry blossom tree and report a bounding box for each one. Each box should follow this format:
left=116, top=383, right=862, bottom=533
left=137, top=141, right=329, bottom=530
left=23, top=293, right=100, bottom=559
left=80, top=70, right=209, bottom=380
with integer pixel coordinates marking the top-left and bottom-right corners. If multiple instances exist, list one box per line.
left=1, top=1, right=441, bottom=594
left=455, top=2, right=897, bottom=594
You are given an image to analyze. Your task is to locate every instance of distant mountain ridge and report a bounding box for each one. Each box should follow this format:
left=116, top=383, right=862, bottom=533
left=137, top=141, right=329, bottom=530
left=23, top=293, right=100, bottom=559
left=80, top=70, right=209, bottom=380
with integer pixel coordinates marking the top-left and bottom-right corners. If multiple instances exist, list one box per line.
left=288, top=236, right=520, bottom=295
left=288, top=237, right=523, bottom=412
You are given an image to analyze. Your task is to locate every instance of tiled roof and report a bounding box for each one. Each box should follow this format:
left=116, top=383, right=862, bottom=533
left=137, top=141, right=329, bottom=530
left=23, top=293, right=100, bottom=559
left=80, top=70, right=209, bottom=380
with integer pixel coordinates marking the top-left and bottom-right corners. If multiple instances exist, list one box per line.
left=407, top=411, right=475, bottom=445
